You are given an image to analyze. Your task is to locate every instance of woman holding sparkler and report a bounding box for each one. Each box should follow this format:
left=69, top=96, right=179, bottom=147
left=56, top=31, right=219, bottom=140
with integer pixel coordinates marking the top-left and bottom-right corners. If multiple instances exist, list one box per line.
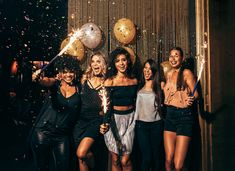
left=73, top=52, right=108, bottom=171
left=30, top=55, right=81, bottom=171
left=100, top=47, right=138, bottom=171
left=162, top=47, right=199, bottom=171
left=134, top=59, right=164, bottom=171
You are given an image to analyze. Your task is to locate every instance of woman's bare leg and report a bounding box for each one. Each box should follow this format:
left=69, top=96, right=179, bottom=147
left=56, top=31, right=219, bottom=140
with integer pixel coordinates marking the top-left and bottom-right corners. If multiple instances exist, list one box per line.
left=121, top=154, right=132, bottom=171
left=110, top=152, right=122, bottom=171
left=164, top=131, right=177, bottom=171
left=174, top=135, right=191, bottom=171
left=76, top=137, right=95, bottom=171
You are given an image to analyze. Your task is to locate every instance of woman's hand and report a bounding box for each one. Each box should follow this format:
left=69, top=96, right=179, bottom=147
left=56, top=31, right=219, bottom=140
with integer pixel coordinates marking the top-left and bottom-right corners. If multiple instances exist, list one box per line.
left=185, top=95, right=195, bottom=106
left=32, top=69, right=42, bottom=81
left=100, top=123, right=110, bottom=134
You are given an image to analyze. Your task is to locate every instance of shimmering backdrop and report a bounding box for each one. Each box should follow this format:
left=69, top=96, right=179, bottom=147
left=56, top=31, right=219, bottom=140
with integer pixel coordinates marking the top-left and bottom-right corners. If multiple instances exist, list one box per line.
left=0, top=0, right=67, bottom=170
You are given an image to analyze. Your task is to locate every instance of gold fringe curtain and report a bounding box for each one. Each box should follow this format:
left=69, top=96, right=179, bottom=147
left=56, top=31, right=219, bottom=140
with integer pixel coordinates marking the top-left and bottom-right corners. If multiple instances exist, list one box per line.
left=68, top=0, right=190, bottom=66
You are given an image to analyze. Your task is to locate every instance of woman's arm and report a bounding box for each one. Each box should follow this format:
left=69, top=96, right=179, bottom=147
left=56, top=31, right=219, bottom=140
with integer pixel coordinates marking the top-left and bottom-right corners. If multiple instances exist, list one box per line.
left=183, top=69, right=199, bottom=106
left=32, top=69, right=56, bottom=87
left=130, top=78, right=138, bottom=85
left=183, top=69, right=199, bottom=98
left=104, top=78, right=113, bottom=87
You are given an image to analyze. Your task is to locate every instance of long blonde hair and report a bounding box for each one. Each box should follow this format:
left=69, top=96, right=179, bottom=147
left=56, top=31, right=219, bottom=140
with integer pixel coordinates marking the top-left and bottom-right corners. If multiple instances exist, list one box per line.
left=82, top=52, right=107, bottom=84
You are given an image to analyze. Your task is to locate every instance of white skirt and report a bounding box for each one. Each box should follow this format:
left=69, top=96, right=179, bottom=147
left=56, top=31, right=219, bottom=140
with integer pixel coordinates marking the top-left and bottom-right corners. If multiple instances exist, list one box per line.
left=104, top=110, right=135, bottom=155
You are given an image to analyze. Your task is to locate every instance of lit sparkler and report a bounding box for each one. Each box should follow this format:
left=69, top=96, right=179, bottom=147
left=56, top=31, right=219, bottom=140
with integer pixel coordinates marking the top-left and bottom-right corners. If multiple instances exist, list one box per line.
left=57, top=28, right=83, bottom=56
left=41, top=28, right=83, bottom=72
left=98, top=87, right=109, bottom=114
left=191, top=59, right=206, bottom=96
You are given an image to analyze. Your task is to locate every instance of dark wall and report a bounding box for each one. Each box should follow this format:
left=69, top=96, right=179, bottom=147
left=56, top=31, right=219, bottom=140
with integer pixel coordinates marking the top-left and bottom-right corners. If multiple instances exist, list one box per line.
left=210, top=0, right=235, bottom=170
left=210, top=0, right=235, bottom=109
left=0, top=0, right=68, bottom=60
left=0, top=2, right=68, bottom=170
left=0, top=0, right=68, bottom=114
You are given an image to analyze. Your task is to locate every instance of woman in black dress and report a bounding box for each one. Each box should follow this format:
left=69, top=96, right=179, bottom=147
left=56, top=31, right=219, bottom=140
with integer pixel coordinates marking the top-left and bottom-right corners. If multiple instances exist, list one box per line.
left=31, top=55, right=81, bottom=171
left=73, top=52, right=107, bottom=171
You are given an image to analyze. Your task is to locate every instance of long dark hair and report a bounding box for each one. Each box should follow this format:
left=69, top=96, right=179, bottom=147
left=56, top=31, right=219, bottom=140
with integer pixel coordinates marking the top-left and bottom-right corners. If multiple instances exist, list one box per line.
left=139, top=59, right=164, bottom=117
left=106, top=47, right=133, bottom=79
left=169, top=46, right=186, bottom=90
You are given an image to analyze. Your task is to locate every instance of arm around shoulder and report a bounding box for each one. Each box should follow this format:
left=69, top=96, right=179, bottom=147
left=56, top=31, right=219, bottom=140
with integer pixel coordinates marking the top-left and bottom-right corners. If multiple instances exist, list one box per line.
left=104, top=78, right=113, bottom=87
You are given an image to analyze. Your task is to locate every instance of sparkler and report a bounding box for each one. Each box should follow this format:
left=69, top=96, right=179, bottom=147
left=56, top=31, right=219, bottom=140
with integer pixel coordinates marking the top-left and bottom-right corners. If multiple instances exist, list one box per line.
left=98, top=87, right=110, bottom=123
left=40, top=28, right=83, bottom=72
left=191, top=59, right=205, bottom=96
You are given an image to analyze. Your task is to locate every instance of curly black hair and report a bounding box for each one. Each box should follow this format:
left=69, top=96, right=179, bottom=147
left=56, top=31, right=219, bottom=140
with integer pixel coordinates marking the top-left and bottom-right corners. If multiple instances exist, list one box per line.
left=106, top=47, right=133, bottom=79
left=54, top=54, right=82, bottom=79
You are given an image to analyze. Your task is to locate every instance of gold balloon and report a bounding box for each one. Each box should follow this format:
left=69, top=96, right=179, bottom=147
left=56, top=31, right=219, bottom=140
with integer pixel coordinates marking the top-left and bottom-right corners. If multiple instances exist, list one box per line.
left=122, top=46, right=136, bottom=64
left=60, top=38, right=85, bottom=61
left=114, top=18, right=136, bottom=45
left=161, top=61, right=172, bottom=77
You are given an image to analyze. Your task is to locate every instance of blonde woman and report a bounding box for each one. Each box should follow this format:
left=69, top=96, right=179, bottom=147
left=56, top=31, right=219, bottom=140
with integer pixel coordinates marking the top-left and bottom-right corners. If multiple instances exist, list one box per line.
left=73, top=52, right=107, bottom=171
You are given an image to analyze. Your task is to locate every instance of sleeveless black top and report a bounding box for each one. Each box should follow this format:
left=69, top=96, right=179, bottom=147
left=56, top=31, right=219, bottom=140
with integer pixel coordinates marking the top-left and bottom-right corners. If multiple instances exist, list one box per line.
left=34, top=81, right=80, bottom=134
left=79, top=80, right=102, bottom=120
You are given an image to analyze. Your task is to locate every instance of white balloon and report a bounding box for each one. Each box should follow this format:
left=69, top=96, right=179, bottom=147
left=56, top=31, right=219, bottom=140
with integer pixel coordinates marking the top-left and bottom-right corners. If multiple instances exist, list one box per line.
left=80, top=23, right=102, bottom=49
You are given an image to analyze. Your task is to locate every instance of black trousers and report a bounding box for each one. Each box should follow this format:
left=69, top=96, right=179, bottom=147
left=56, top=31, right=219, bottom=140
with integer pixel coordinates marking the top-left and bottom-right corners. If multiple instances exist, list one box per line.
left=31, top=130, right=70, bottom=171
left=135, top=120, right=164, bottom=171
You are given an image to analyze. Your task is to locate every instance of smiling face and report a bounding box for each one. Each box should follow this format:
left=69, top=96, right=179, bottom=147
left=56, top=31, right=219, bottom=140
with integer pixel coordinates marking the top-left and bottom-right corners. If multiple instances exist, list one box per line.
left=143, top=62, right=153, bottom=81
left=91, top=55, right=104, bottom=76
left=115, top=54, right=128, bottom=73
left=169, top=49, right=183, bottom=69
left=60, top=69, right=75, bottom=84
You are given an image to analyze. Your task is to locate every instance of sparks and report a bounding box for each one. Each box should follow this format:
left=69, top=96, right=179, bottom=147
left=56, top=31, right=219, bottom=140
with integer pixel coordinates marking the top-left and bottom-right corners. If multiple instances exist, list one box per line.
left=98, top=87, right=109, bottom=114
left=57, top=28, right=83, bottom=56
left=191, top=59, right=206, bottom=96
left=40, top=29, right=83, bottom=72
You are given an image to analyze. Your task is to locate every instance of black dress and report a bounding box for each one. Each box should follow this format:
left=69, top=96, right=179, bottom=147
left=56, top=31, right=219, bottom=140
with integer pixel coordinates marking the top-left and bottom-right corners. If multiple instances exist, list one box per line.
left=73, top=80, right=103, bottom=147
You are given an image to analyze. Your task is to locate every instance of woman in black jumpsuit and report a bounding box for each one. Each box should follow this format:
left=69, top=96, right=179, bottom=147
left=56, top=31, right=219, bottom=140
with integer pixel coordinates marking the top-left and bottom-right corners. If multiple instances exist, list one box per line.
left=30, top=55, right=81, bottom=171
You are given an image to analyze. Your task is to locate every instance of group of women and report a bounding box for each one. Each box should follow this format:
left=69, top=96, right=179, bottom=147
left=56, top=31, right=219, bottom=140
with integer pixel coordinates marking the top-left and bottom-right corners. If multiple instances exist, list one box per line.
left=30, top=46, right=198, bottom=171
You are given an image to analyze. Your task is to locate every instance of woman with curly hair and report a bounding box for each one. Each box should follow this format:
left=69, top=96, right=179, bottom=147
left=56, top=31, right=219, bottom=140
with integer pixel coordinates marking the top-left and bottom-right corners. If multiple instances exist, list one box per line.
left=100, top=47, right=138, bottom=171
left=73, top=52, right=108, bottom=171
left=30, top=55, right=81, bottom=171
